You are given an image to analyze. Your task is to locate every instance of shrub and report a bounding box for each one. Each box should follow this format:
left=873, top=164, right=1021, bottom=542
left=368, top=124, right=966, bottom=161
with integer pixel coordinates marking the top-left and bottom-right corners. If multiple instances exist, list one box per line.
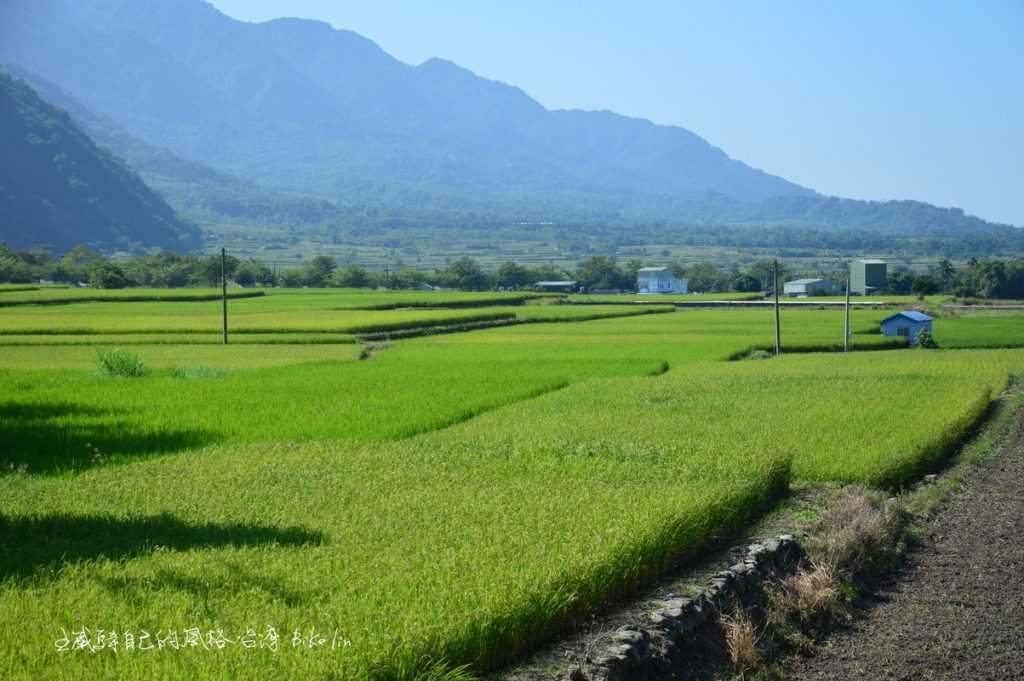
left=916, top=327, right=939, bottom=349
left=96, top=348, right=146, bottom=377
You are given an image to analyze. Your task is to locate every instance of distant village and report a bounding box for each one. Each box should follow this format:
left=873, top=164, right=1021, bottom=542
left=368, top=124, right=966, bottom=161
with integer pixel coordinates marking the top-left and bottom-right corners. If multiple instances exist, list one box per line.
left=537, top=259, right=890, bottom=297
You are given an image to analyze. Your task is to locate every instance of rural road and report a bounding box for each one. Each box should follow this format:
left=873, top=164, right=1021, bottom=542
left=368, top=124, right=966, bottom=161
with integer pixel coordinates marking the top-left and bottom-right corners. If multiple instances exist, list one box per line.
left=784, top=410, right=1024, bottom=681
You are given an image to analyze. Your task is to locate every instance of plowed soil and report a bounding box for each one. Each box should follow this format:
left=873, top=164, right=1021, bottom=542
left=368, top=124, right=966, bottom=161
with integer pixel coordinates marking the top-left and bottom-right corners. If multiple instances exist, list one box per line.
left=785, top=411, right=1024, bottom=680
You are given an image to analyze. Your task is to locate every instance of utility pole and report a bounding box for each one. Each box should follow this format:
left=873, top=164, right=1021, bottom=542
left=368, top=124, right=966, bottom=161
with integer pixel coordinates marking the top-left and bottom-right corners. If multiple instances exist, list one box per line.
left=221, top=247, right=228, bottom=345
left=773, top=259, right=782, bottom=356
left=844, top=274, right=851, bottom=352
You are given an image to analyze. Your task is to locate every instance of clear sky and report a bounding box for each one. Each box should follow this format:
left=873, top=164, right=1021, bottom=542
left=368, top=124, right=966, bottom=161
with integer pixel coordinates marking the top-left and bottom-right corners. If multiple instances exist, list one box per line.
left=208, top=0, right=1023, bottom=226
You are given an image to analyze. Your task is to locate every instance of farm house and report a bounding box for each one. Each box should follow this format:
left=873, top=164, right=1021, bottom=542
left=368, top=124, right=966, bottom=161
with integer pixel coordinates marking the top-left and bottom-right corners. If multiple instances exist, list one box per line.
left=637, top=267, right=688, bottom=294
left=881, top=310, right=934, bottom=345
left=783, top=278, right=841, bottom=297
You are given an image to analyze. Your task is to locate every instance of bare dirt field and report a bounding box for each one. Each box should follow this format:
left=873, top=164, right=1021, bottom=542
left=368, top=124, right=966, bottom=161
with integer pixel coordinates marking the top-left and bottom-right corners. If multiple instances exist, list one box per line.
left=785, top=412, right=1024, bottom=681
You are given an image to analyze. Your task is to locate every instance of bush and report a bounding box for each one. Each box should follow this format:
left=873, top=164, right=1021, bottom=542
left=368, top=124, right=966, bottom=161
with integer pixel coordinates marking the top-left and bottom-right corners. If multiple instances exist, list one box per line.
left=96, top=348, right=146, bottom=377
left=916, top=328, right=939, bottom=349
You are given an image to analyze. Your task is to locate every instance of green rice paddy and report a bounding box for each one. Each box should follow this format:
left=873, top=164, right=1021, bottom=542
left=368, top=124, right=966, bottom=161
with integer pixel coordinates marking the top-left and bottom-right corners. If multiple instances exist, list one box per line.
left=1, top=288, right=1023, bottom=680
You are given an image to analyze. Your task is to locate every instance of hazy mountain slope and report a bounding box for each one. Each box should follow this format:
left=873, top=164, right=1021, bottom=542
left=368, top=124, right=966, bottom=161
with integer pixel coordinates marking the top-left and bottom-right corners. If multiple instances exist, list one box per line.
left=0, top=72, right=199, bottom=252
left=0, top=0, right=812, bottom=206
left=2, top=63, right=355, bottom=230
left=0, top=0, right=1017, bottom=240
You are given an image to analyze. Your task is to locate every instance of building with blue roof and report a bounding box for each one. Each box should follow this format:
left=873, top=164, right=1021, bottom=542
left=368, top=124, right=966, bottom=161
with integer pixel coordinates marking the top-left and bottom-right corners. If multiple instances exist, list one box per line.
left=881, top=311, right=934, bottom=345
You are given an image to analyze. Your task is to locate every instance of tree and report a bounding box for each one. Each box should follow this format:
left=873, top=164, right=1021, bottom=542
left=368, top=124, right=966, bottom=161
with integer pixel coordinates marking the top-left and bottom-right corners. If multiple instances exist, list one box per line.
left=685, top=261, right=727, bottom=293
left=936, top=258, right=956, bottom=287
left=885, top=271, right=913, bottom=295
left=973, top=260, right=1008, bottom=299
left=234, top=263, right=257, bottom=287
left=89, top=262, right=128, bottom=289
left=390, top=267, right=427, bottom=290
left=623, top=259, right=647, bottom=286
left=442, top=257, right=489, bottom=291
left=731, top=272, right=762, bottom=292
left=575, top=256, right=629, bottom=291
left=911, top=274, right=940, bottom=296
left=201, top=254, right=239, bottom=286
left=304, top=255, right=336, bottom=287
left=529, top=264, right=569, bottom=283
left=0, top=249, right=35, bottom=283
left=749, top=260, right=787, bottom=292
left=335, top=265, right=372, bottom=288
left=279, top=268, right=305, bottom=288
left=496, top=261, right=532, bottom=289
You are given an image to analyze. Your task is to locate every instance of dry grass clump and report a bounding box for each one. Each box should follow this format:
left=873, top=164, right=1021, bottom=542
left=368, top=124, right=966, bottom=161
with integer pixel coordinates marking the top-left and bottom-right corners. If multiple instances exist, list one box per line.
left=775, top=486, right=906, bottom=627
left=721, top=609, right=762, bottom=674
left=778, top=564, right=840, bottom=625
left=806, top=485, right=907, bottom=576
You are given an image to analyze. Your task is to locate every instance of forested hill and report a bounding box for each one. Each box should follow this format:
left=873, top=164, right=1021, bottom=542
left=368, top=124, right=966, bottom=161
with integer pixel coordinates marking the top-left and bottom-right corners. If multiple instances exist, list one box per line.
left=0, top=72, right=200, bottom=252
left=0, top=0, right=1018, bottom=244
left=0, top=0, right=811, bottom=212
left=1, top=63, right=352, bottom=232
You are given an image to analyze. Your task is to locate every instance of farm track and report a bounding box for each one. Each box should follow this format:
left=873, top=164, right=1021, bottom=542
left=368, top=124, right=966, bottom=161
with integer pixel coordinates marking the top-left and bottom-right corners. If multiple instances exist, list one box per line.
left=785, top=406, right=1024, bottom=681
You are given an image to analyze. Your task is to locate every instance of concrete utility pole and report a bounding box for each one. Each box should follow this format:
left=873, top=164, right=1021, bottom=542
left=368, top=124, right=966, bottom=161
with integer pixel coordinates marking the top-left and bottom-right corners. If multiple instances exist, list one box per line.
left=773, top=260, right=781, bottom=356
left=221, top=247, right=228, bottom=345
left=844, top=275, right=851, bottom=352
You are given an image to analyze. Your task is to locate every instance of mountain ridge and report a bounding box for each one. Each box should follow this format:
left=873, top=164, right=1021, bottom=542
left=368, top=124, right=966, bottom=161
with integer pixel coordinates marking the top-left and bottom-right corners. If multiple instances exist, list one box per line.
left=0, top=71, right=200, bottom=252
left=0, top=0, right=815, bottom=205
left=0, top=0, right=1018, bottom=248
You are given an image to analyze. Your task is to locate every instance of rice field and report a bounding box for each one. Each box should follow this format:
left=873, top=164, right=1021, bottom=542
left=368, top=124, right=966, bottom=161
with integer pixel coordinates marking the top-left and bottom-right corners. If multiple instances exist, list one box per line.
left=0, top=289, right=664, bottom=339
left=934, top=312, right=1024, bottom=348
left=1, top=289, right=1023, bottom=680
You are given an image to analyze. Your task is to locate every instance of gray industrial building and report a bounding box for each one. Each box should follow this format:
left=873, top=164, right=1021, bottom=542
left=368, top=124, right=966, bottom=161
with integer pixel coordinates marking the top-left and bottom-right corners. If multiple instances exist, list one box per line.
left=850, top=259, right=887, bottom=295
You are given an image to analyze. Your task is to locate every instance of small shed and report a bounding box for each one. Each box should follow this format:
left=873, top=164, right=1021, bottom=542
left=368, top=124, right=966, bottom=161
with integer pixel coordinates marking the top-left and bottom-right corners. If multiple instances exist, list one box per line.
left=881, top=311, right=933, bottom=345
left=535, top=280, right=577, bottom=293
left=783, top=278, right=841, bottom=297
left=637, top=267, right=688, bottom=294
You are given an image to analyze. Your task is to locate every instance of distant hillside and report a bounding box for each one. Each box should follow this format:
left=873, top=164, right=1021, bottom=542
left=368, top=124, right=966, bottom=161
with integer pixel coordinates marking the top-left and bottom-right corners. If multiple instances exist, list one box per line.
left=0, top=72, right=200, bottom=252
left=0, top=0, right=1018, bottom=246
left=0, top=1, right=809, bottom=208
left=1, top=64, right=355, bottom=231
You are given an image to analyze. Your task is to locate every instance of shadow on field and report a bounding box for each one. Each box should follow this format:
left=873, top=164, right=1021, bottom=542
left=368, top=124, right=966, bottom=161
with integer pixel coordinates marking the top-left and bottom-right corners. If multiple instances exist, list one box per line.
left=0, top=401, right=219, bottom=474
left=98, top=563, right=313, bottom=609
left=0, top=512, right=325, bottom=581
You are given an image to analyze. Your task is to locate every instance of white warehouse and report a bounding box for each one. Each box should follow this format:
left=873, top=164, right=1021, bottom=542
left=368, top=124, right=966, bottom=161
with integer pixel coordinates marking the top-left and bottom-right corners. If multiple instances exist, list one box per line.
left=783, top=278, right=841, bottom=297
left=637, top=267, right=688, bottom=294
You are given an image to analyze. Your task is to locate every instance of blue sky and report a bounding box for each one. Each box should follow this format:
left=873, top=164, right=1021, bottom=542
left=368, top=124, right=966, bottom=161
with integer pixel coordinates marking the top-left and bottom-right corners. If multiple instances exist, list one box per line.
left=208, top=0, right=1023, bottom=226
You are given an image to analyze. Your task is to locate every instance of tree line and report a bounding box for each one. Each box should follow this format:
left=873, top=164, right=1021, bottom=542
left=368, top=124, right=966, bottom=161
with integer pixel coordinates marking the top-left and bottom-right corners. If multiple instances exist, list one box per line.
left=2, top=243, right=1023, bottom=300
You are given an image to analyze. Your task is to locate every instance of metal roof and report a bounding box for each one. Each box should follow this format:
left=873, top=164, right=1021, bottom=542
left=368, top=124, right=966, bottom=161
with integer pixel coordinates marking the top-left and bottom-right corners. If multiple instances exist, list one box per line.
left=535, top=280, right=576, bottom=286
left=882, top=311, right=933, bottom=323
left=637, top=267, right=671, bottom=273
left=785, top=278, right=826, bottom=285
left=856, top=259, right=887, bottom=264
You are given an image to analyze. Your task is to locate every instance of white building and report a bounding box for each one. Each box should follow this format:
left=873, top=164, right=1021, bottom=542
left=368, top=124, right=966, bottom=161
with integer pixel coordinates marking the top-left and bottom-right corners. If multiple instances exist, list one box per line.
left=637, top=267, right=688, bottom=294
left=783, top=278, right=841, bottom=297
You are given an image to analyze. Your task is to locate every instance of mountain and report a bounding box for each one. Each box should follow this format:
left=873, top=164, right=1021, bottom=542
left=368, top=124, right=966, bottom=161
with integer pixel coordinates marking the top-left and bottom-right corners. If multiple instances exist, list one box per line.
left=0, top=0, right=1018, bottom=244
left=0, top=1, right=810, bottom=206
left=1, top=63, right=358, bottom=231
left=0, top=72, right=200, bottom=252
